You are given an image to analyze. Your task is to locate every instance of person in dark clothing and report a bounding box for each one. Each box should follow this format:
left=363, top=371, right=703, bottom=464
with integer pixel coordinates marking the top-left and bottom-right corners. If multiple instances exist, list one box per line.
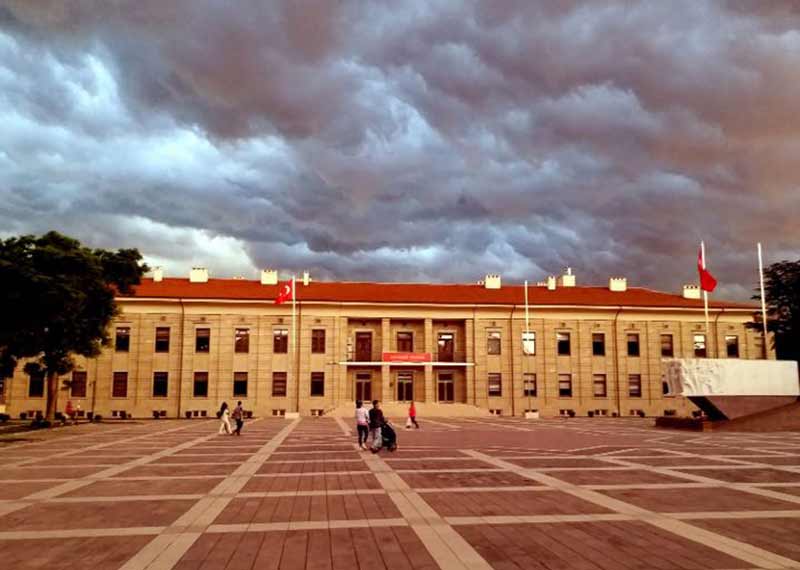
left=368, top=400, right=384, bottom=452
left=231, top=401, right=244, bottom=436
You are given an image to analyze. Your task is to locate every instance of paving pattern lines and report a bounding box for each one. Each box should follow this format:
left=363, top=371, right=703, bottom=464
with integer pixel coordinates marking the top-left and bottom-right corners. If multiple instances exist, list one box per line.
left=463, top=450, right=800, bottom=569
left=0, top=421, right=194, bottom=468
left=334, top=416, right=493, bottom=570
left=0, top=422, right=221, bottom=518
left=117, top=419, right=298, bottom=570
left=591, top=451, right=800, bottom=508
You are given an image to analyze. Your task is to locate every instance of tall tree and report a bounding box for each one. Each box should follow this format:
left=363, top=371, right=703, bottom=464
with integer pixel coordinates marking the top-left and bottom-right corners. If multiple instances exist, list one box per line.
left=750, top=259, right=800, bottom=363
left=0, top=232, right=148, bottom=420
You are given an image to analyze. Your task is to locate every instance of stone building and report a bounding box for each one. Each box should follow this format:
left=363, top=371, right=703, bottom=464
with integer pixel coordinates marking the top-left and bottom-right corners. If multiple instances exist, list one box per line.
left=0, top=268, right=770, bottom=419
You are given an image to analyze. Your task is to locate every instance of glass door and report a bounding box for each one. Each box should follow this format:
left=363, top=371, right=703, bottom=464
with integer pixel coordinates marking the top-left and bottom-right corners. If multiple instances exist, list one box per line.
left=355, top=372, right=372, bottom=401
left=396, top=372, right=414, bottom=402
left=437, top=372, right=454, bottom=403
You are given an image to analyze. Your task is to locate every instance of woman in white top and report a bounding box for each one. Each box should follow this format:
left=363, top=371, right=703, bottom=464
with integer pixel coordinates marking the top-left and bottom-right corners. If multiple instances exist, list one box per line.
left=218, top=402, right=232, bottom=435
left=355, top=400, right=370, bottom=450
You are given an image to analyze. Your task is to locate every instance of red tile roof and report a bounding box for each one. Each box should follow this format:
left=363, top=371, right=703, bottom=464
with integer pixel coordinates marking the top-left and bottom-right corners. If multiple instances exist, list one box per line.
left=122, top=278, right=756, bottom=311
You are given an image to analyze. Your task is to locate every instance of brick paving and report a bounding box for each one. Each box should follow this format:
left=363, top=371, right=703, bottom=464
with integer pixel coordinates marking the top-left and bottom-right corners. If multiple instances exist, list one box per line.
left=0, top=417, right=799, bottom=569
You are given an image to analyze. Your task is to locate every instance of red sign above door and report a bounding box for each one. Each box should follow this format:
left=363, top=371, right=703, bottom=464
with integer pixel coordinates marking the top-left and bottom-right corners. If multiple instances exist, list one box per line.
left=382, top=352, right=432, bottom=363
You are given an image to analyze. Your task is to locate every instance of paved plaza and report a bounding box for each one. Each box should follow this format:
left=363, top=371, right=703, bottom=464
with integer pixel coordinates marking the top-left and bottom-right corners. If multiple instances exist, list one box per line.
left=1, top=417, right=800, bottom=569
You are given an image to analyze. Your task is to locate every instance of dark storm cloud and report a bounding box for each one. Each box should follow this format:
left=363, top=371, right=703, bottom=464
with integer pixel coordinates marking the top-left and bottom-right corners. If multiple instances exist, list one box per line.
left=1, top=1, right=798, bottom=298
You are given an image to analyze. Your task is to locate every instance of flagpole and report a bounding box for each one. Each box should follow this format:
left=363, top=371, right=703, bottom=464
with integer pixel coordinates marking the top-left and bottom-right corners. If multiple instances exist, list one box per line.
left=757, top=243, right=769, bottom=359
left=701, top=241, right=710, bottom=350
left=291, top=274, right=297, bottom=413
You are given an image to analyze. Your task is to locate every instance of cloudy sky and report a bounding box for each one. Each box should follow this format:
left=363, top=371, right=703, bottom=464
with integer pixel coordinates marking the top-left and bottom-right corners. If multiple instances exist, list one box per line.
left=1, top=1, right=799, bottom=299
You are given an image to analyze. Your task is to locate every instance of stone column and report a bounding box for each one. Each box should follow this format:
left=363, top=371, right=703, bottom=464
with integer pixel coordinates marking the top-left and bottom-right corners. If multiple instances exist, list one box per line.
left=424, top=319, right=434, bottom=402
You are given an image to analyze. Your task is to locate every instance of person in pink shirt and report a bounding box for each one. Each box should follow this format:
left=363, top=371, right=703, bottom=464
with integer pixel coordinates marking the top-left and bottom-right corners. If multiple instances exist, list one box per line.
left=355, top=400, right=369, bottom=450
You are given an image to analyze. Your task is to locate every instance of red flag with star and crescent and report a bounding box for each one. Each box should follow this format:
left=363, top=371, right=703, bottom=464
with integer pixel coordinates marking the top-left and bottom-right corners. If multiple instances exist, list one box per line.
left=697, top=248, right=717, bottom=292
left=274, top=280, right=293, bottom=304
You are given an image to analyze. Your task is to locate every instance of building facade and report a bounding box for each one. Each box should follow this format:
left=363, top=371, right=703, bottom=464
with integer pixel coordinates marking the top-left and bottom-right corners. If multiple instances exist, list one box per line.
left=1, top=269, right=772, bottom=419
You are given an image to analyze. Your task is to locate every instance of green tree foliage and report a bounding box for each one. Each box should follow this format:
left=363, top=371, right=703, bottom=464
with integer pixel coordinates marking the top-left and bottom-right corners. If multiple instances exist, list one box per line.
left=0, top=232, right=148, bottom=419
left=749, top=260, right=800, bottom=362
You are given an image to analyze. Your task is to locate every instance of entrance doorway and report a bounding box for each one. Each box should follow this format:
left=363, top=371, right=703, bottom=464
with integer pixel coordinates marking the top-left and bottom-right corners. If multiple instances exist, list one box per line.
left=396, top=372, right=414, bottom=402
left=355, top=372, right=372, bottom=402
left=437, top=372, right=454, bottom=403
left=355, top=332, right=373, bottom=361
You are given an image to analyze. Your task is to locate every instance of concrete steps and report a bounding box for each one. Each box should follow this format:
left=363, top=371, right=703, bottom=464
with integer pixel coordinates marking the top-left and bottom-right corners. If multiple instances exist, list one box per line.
left=325, top=401, right=492, bottom=419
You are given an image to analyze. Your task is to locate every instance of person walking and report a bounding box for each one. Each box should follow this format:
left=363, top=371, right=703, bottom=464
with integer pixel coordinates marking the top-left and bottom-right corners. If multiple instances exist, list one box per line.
left=368, top=400, right=384, bottom=453
left=65, top=400, right=75, bottom=425
left=355, top=400, right=369, bottom=450
left=217, top=402, right=232, bottom=435
left=408, top=401, right=420, bottom=429
left=231, top=401, right=244, bottom=436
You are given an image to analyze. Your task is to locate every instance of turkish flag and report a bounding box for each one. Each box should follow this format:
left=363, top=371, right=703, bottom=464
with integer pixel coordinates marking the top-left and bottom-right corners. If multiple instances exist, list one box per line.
left=274, top=280, right=293, bottom=304
left=697, top=248, right=717, bottom=292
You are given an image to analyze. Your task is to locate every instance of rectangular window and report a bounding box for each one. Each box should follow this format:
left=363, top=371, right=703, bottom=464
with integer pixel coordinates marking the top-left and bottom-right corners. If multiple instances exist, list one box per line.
left=629, top=374, right=642, bottom=397
left=522, top=331, right=536, bottom=355
left=310, top=372, right=325, bottom=397
left=488, top=373, right=502, bottom=397
left=193, top=372, right=208, bottom=398
left=557, top=332, right=571, bottom=356
left=725, top=335, right=740, bottom=358
left=523, top=373, right=537, bottom=397
left=487, top=331, right=502, bottom=355
left=112, top=372, right=128, bottom=398
left=592, top=333, right=605, bottom=356
left=155, top=327, right=170, bottom=353
left=396, top=331, right=413, bottom=352
left=71, top=371, right=87, bottom=398
left=29, top=371, right=45, bottom=398
left=115, top=327, right=130, bottom=352
left=153, top=372, right=168, bottom=397
left=627, top=333, right=640, bottom=357
left=558, top=374, right=572, bottom=397
left=312, top=329, right=326, bottom=353
left=693, top=334, right=707, bottom=357
left=234, top=328, right=250, bottom=353
left=273, top=328, right=289, bottom=353
left=660, top=334, right=674, bottom=357
left=233, top=372, right=248, bottom=397
left=195, top=328, right=210, bottom=353
left=272, top=372, right=287, bottom=397
left=593, top=374, right=607, bottom=398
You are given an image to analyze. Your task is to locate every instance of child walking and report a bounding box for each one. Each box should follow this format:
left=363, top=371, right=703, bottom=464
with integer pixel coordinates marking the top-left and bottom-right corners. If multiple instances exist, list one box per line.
left=408, top=401, right=420, bottom=429
left=355, top=400, right=369, bottom=450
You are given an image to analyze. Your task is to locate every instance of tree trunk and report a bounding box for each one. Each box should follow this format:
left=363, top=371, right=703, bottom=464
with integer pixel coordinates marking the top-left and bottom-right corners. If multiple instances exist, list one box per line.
left=45, top=370, right=58, bottom=421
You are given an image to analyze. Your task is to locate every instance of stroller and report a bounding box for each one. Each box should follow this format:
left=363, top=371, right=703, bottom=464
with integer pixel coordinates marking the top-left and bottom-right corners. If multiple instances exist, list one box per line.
left=378, top=421, right=398, bottom=453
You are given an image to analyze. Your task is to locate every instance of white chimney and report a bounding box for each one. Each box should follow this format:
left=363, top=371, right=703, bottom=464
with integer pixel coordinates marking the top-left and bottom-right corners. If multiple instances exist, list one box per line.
left=189, top=267, right=208, bottom=283
left=302, top=271, right=310, bottom=286
left=484, top=274, right=501, bottom=289
left=260, top=269, right=278, bottom=285
left=609, top=277, right=627, bottom=292
left=558, top=267, right=576, bottom=287
left=546, top=275, right=557, bottom=291
left=152, top=267, right=163, bottom=282
left=682, top=284, right=701, bottom=299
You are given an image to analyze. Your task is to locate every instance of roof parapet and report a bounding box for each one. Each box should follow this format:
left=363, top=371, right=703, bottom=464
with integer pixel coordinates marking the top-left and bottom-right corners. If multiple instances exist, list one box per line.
left=609, top=277, right=627, bottom=292
left=189, top=267, right=208, bottom=283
